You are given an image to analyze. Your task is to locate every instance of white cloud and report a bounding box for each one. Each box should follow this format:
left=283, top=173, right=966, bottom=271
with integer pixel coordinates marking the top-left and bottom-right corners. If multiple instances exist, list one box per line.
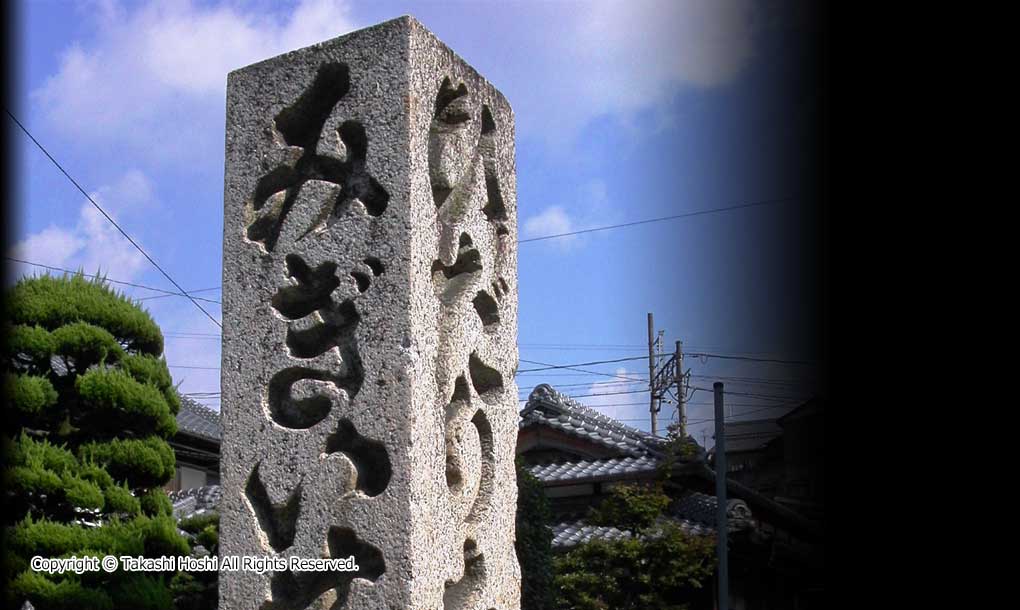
left=514, top=0, right=755, bottom=149
left=11, top=170, right=155, bottom=281
left=33, top=0, right=358, bottom=159
left=521, top=179, right=618, bottom=250
left=523, top=206, right=576, bottom=244
left=573, top=0, right=754, bottom=94
left=579, top=367, right=651, bottom=426
left=11, top=226, right=84, bottom=271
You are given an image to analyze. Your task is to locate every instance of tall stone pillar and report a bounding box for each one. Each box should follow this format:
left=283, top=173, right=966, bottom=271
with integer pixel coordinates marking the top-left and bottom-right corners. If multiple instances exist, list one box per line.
left=220, top=16, right=520, bottom=610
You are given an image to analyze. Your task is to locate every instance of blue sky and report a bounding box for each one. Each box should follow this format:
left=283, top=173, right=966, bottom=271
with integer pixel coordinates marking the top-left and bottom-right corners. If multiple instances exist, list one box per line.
left=9, top=0, right=820, bottom=447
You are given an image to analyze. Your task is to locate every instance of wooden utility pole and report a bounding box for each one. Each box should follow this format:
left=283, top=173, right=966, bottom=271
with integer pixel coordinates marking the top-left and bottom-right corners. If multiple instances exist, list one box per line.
left=674, top=339, right=685, bottom=438
left=647, top=312, right=658, bottom=436
left=714, top=382, right=730, bottom=610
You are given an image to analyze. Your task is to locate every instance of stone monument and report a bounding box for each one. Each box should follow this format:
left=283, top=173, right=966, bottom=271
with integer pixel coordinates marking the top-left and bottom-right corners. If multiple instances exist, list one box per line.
left=220, top=16, right=520, bottom=610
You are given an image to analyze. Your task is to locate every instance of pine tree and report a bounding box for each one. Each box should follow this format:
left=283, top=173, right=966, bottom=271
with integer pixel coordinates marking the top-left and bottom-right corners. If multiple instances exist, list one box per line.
left=3, top=273, right=189, bottom=610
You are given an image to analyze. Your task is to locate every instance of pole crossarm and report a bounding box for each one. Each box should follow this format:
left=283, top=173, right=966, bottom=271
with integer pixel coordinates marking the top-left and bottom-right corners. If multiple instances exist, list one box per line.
left=651, top=353, right=678, bottom=399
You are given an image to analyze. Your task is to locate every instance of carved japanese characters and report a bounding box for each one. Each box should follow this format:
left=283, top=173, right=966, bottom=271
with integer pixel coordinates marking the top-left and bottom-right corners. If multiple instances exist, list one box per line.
left=221, top=17, right=520, bottom=610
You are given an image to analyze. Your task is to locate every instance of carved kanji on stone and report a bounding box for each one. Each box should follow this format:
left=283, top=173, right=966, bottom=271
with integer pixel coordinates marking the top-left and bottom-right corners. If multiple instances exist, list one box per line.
left=221, top=17, right=521, bottom=610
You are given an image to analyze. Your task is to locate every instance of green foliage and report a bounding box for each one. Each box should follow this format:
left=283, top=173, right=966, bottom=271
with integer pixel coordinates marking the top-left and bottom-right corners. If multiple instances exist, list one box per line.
left=516, top=460, right=554, bottom=610
left=6, top=465, right=63, bottom=497
left=195, top=525, right=218, bottom=552
left=7, top=273, right=163, bottom=355
left=173, top=513, right=220, bottom=610
left=50, top=322, right=124, bottom=370
left=8, top=433, right=77, bottom=473
left=113, top=574, right=174, bottom=610
left=138, top=515, right=191, bottom=558
left=78, top=436, right=176, bottom=489
left=104, top=483, right=142, bottom=516
left=553, top=484, right=716, bottom=610
left=140, top=488, right=174, bottom=517
left=178, top=513, right=218, bottom=537
left=5, top=324, right=55, bottom=365
left=121, top=354, right=181, bottom=415
left=170, top=571, right=217, bottom=610
left=7, top=571, right=113, bottom=610
left=3, top=273, right=184, bottom=610
left=59, top=472, right=105, bottom=510
left=553, top=524, right=716, bottom=610
left=657, top=421, right=705, bottom=479
left=589, top=483, right=671, bottom=535
left=5, top=515, right=159, bottom=559
left=76, top=368, right=178, bottom=437
left=78, top=460, right=115, bottom=490
left=5, top=373, right=58, bottom=416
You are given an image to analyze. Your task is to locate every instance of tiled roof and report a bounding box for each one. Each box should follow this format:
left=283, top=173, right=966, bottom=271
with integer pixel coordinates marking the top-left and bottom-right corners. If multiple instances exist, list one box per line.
left=170, top=485, right=222, bottom=520
left=551, top=516, right=714, bottom=549
left=673, top=491, right=754, bottom=529
left=176, top=396, right=222, bottom=442
left=520, top=384, right=664, bottom=457
left=546, top=492, right=749, bottom=549
left=551, top=519, right=632, bottom=548
left=528, top=455, right=661, bottom=484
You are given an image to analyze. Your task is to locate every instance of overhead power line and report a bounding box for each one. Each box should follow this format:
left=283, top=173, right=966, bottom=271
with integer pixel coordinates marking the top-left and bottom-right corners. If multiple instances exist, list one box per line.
left=686, top=403, right=798, bottom=425
left=6, top=108, right=221, bottom=328
left=518, top=359, right=645, bottom=383
left=7, top=257, right=223, bottom=305
left=518, top=195, right=796, bottom=243
left=540, top=388, right=648, bottom=400
left=689, top=386, right=806, bottom=402
left=517, top=355, right=648, bottom=373
left=137, top=287, right=221, bottom=302
left=687, top=352, right=815, bottom=365
left=518, top=379, right=648, bottom=391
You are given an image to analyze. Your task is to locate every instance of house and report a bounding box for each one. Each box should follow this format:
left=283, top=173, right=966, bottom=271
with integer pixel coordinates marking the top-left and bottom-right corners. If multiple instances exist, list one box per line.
left=518, top=383, right=745, bottom=551
left=520, top=383, right=825, bottom=609
left=720, top=399, right=825, bottom=523
left=166, top=397, right=222, bottom=494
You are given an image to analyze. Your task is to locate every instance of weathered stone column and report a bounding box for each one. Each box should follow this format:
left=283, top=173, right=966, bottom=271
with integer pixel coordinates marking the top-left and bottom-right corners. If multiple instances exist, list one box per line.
left=220, top=16, right=520, bottom=610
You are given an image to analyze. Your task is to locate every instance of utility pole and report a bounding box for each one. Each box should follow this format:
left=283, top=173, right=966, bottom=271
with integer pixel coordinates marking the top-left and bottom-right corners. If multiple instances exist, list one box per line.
left=714, top=382, right=729, bottom=610
left=647, top=312, right=658, bottom=436
left=674, top=339, right=685, bottom=438
left=647, top=316, right=687, bottom=440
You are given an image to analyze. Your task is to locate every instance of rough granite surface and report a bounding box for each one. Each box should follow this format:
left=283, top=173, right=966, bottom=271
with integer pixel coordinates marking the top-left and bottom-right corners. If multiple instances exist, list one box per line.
left=220, top=16, right=520, bottom=610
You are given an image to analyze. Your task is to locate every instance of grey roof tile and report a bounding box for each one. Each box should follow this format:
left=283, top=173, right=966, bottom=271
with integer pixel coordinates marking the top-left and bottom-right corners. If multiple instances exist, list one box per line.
left=551, top=519, right=631, bottom=548
left=520, top=384, right=664, bottom=457
left=170, top=485, right=222, bottom=521
left=528, top=455, right=660, bottom=483
left=176, top=396, right=222, bottom=442
left=550, top=516, right=714, bottom=549
left=673, top=491, right=754, bottom=530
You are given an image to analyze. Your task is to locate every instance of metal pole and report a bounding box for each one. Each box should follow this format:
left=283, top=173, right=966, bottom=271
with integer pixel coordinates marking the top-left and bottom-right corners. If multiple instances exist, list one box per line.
left=714, top=382, right=729, bottom=610
left=675, top=339, right=685, bottom=438
left=647, top=313, right=658, bottom=436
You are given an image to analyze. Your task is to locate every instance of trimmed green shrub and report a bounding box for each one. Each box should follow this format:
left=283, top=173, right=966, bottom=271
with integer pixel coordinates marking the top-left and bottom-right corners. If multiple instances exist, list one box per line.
left=3, top=273, right=186, bottom=610
left=553, top=484, right=716, bottom=610
left=5, top=373, right=58, bottom=416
